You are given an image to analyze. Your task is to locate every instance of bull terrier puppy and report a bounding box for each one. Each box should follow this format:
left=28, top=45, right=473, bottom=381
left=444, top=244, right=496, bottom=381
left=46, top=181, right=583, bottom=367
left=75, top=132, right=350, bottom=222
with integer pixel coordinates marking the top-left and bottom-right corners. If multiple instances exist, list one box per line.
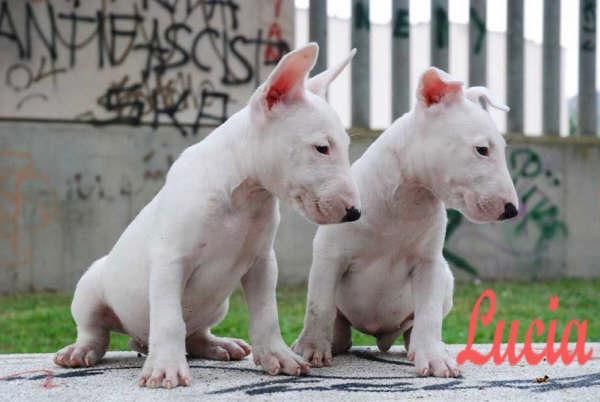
left=54, top=43, right=361, bottom=389
left=293, top=68, right=519, bottom=378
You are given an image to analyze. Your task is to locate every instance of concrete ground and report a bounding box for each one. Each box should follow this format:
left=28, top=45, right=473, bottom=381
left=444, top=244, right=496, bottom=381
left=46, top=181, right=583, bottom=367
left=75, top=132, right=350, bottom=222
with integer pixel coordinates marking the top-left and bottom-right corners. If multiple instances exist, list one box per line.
left=0, top=344, right=598, bottom=401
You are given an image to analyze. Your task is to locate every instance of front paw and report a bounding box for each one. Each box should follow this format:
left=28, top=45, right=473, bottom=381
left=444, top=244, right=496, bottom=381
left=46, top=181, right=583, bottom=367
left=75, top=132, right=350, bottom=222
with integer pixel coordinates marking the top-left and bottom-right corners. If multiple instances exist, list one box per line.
left=408, top=340, right=460, bottom=378
left=139, top=352, right=191, bottom=389
left=292, top=333, right=332, bottom=368
left=253, top=340, right=310, bottom=376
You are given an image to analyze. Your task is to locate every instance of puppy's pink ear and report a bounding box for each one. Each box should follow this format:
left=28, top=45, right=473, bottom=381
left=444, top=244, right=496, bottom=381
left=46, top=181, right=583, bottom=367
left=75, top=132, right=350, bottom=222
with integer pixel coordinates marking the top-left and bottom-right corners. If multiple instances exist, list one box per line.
left=417, top=67, right=463, bottom=107
left=307, top=48, right=356, bottom=98
left=256, top=43, right=318, bottom=111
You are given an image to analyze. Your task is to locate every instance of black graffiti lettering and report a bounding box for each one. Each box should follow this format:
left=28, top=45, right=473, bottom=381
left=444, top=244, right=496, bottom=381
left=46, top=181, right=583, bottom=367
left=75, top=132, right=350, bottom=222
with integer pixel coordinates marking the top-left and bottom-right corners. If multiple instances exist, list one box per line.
left=25, top=2, right=58, bottom=61
left=152, top=84, right=190, bottom=135
left=134, top=18, right=169, bottom=81
left=6, top=56, right=66, bottom=92
left=5, top=63, right=33, bottom=92
left=225, top=35, right=254, bottom=85
left=153, top=0, right=179, bottom=15
left=192, top=88, right=229, bottom=134
left=185, top=0, right=202, bottom=16
left=58, top=12, right=97, bottom=67
left=96, top=10, right=107, bottom=68
left=252, top=28, right=263, bottom=87
left=32, top=55, right=66, bottom=83
left=71, top=173, right=105, bottom=201
left=201, top=0, right=240, bottom=30
left=0, top=1, right=24, bottom=58
left=110, top=12, right=144, bottom=66
left=190, top=27, right=219, bottom=71
left=160, top=23, right=192, bottom=74
left=97, top=79, right=145, bottom=125
left=16, top=92, right=48, bottom=109
left=2, top=0, right=291, bottom=136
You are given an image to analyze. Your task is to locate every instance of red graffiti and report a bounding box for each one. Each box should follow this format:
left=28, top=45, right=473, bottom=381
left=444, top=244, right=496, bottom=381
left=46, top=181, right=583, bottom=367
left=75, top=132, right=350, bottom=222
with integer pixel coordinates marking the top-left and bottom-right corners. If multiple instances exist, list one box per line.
left=264, top=23, right=284, bottom=63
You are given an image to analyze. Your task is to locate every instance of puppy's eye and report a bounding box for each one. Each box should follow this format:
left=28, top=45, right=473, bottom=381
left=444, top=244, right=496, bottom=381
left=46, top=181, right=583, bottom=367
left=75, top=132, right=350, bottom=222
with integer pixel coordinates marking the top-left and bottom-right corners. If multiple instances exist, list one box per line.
left=475, top=146, right=489, bottom=157
left=315, top=145, right=329, bottom=155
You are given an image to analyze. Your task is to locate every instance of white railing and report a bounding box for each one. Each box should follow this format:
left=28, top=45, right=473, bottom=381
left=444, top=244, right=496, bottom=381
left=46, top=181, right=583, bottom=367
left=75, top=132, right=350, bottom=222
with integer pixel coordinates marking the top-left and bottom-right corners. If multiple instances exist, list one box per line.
left=295, top=0, right=597, bottom=137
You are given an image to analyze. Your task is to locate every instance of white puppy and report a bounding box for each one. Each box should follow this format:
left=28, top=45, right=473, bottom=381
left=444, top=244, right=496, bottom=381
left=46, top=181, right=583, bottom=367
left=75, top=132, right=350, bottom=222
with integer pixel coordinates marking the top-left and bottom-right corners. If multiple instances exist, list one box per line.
left=293, top=68, right=519, bottom=378
left=54, top=43, right=361, bottom=389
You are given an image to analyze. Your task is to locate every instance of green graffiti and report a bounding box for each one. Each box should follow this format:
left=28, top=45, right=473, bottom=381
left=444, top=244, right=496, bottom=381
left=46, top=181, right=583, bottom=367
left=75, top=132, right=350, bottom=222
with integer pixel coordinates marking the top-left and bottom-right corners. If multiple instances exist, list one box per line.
left=510, top=148, right=542, bottom=184
left=353, top=1, right=370, bottom=31
left=393, top=9, right=409, bottom=39
left=469, top=7, right=486, bottom=55
left=443, top=147, right=569, bottom=276
left=443, top=209, right=478, bottom=276
left=581, top=0, right=596, bottom=52
left=514, top=197, right=568, bottom=250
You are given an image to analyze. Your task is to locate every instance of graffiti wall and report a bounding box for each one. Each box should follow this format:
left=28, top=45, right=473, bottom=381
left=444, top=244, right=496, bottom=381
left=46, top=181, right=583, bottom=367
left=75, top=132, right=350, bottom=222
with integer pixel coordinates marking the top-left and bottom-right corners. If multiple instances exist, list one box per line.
left=0, top=0, right=293, bottom=135
left=0, top=0, right=295, bottom=293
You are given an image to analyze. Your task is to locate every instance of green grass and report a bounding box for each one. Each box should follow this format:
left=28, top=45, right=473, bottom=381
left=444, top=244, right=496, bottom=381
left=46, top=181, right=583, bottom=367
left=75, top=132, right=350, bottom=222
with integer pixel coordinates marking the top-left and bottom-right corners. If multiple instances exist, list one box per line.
left=0, top=279, right=598, bottom=353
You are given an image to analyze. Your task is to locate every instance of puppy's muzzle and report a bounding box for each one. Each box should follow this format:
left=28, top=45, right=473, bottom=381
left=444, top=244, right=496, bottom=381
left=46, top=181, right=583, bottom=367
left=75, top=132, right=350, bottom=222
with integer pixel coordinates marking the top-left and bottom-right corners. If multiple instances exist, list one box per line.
left=498, top=202, right=518, bottom=220
left=341, top=206, right=361, bottom=223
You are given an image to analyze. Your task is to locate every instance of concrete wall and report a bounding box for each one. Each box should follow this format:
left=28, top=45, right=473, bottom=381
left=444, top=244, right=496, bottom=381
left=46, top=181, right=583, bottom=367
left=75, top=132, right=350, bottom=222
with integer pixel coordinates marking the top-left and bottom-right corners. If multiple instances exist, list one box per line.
left=1, top=122, right=599, bottom=293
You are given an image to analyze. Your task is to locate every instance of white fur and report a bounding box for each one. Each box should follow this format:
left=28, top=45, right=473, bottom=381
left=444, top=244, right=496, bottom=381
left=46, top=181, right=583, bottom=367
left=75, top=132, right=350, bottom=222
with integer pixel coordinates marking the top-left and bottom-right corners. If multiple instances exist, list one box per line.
left=54, top=43, right=360, bottom=389
left=293, top=67, right=518, bottom=378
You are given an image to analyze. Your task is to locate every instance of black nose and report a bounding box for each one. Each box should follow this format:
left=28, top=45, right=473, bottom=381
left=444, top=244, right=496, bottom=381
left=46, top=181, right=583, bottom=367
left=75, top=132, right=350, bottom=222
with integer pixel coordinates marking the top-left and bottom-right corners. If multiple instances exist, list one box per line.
left=341, top=206, right=361, bottom=222
left=498, top=202, right=518, bottom=220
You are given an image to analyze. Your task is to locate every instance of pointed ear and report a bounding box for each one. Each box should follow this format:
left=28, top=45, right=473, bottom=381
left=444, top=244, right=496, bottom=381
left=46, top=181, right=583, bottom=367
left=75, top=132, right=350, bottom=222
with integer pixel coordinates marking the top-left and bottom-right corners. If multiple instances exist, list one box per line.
left=307, top=48, right=357, bottom=98
left=254, top=43, right=318, bottom=112
left=465, top=86, right=510, bottom=112
left=417, top=67, right=463, bottom=107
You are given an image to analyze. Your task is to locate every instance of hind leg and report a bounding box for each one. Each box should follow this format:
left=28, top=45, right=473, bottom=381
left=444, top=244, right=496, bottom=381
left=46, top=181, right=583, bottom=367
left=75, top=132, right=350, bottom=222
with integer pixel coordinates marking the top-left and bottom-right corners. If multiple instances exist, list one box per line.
left=184, top=299, right=250, bottom=361
left=128, top=338, right=148, bottom=355
left=186, top=330, right=251, bottom=361
left=376, top=313, right=414, bottom=353
left=54, top=259, right=111, bottom=368
left=332, top=309, right=352, bottom=355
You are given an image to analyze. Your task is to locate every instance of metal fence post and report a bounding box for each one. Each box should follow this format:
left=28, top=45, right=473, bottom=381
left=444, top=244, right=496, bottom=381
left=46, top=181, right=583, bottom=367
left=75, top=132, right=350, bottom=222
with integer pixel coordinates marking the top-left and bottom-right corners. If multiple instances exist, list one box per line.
left=506, top=0, right=524, bottom=134
left=351, top=0, right=370, bottom=127
left=431, top=0, right=449, bottom=70
left=469, top=0, right=486, bottom=86
left=309, top=0, right=328, bottom=76
left=392, top=0, right=410, bottom=119
left=542, top=0, right=561, bottom=136
left=579, top=0, right=597, bottom=136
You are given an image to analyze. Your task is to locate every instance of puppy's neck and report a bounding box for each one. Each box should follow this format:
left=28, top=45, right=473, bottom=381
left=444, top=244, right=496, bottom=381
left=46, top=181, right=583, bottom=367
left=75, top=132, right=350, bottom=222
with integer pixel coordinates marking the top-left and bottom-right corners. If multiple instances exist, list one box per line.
left=207, top=107, right=274, bottom=205
left=382, top=112, right=442, bottom=208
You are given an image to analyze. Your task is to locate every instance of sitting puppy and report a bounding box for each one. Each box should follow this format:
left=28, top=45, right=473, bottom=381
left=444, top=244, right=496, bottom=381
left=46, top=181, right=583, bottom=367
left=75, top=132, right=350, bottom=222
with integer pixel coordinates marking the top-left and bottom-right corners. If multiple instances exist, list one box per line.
left=293, top=68, right=519, bottom=378
left=54, top=43, right=361, bottom=389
